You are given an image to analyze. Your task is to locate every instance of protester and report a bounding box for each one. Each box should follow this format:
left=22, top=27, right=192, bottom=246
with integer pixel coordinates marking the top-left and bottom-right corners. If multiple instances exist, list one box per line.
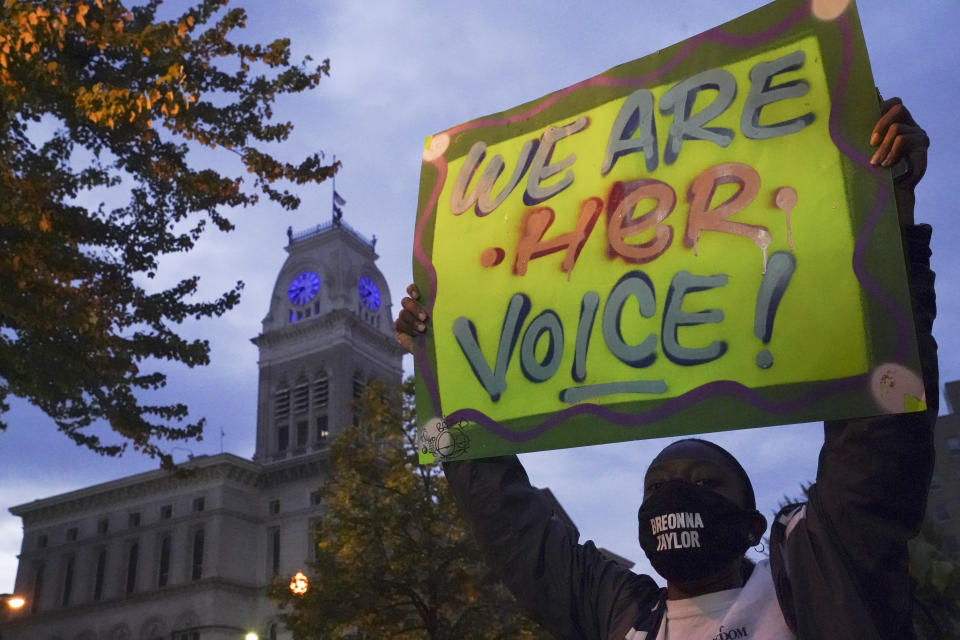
left=395, top=97, right=936, bottom=639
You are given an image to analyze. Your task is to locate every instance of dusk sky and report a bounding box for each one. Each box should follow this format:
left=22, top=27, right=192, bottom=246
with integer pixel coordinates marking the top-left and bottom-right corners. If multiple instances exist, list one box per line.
left=2, top=0, right=958, bottom=591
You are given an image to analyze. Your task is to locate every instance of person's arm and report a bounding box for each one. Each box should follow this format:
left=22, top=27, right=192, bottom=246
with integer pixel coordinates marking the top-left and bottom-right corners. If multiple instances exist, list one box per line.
left=443, top=455, right=658, bottom=640
left=395, top=289, right=659, bottom=639
left=790, top=97, right=937, bottom=636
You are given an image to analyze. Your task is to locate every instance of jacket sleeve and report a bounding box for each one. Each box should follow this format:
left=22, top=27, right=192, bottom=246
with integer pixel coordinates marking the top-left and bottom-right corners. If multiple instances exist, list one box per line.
left=443, top=455, right=660, bottom=640
left=782, top=223, right=938, bottom=638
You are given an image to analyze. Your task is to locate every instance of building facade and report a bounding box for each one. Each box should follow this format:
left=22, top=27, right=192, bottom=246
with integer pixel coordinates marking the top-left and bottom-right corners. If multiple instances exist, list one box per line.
left=2, top=220, right=403, bottom=640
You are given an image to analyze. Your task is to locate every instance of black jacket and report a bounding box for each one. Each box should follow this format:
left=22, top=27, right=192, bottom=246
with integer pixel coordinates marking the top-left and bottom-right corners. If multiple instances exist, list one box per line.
left=444, top=225, right=938, bottom=640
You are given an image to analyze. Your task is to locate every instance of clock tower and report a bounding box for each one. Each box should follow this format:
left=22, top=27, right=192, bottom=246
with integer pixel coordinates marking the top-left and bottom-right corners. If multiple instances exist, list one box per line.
left=251, top=219, right=404, bottom=463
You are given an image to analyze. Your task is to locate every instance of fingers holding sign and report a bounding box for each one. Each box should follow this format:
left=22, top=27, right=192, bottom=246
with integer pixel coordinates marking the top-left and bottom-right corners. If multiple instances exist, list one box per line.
left=395, top=284, right=429, bottom=354
left=870, top=96, right=928, bottom=182
left=870, top=96, right=928, bottom=226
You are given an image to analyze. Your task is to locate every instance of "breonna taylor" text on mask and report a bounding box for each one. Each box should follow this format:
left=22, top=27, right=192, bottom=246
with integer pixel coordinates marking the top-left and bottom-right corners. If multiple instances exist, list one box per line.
left=637, top=479, right=760, bottom=582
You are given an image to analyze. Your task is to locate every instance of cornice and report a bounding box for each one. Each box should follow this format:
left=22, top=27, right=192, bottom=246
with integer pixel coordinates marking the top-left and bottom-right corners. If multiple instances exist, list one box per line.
left=251, top=308, right=404, bottom=361
left=10, top=454, right=263, bottom=525
left=258, top=450, right=329, bottom=488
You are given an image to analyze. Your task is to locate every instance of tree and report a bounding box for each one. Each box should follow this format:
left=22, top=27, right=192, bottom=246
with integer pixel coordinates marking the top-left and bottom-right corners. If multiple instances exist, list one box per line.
left=273, top=379, right=549, bottom=640
left=0, top=0, right=336, bottom=465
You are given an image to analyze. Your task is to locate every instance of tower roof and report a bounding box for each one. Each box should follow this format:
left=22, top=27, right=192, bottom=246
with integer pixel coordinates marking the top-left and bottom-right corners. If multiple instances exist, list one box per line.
left=287, top=218, right=376, bottom=253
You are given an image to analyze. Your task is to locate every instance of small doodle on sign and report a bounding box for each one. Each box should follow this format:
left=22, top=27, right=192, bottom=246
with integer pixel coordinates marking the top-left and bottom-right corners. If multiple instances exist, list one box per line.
left=419, top=417, right=471, bottom=460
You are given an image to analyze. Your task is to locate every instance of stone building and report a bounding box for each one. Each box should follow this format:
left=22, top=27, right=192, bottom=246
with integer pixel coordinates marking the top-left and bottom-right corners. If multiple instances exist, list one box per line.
left=2, top=219, right=404, bottom=640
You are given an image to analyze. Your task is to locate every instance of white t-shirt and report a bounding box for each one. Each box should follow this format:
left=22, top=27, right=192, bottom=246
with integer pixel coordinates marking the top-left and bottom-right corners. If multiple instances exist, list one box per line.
left=652, top=560, right=795, bottom=640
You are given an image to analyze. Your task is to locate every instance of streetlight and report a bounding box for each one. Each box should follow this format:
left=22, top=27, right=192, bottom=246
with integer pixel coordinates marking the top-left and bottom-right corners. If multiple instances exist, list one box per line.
left=288, top=571, right=309, bottom=596
left=1, top=594, right=26, bottom=638
left=244, top=633, right=258, bottom=640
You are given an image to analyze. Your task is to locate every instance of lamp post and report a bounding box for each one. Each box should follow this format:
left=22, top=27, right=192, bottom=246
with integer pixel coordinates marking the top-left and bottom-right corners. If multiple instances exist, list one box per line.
left=0, top=595, right=26, bottom=640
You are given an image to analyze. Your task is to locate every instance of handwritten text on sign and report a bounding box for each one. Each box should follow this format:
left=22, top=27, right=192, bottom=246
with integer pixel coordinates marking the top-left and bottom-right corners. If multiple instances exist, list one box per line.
left=414, top=0, right=919, bottom=461
left=430, top=36, right=863, bottom=421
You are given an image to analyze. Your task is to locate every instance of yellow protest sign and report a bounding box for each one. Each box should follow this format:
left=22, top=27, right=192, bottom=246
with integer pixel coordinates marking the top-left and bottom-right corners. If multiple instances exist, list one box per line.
left=412, top=0, right=924, bottom=462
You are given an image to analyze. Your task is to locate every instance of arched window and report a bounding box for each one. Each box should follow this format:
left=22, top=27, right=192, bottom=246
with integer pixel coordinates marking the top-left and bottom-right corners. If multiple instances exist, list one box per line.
left=139, top=617, right=167, bottom=640
left=158, top=535, right=171, bottom=587
left=191, top=529, right=204, bottom=581
left=109, top=623, right=132, bottom=640
left=274, top=386, right=290, bottom=421
left=93, top=549, right=107, bottom=601
left=312, top=372, right=329, bottom=410
left=275, top=384, right=291, bottom=453
left=270, top=528, right=281, bottom=576
left=293, top=379, right=309, bottom=415
left=126, top=543, right=139, bottom=594
left=352, top=371, right=366, bottom=427
left=61, top=553, right=75, bottom=606
left=31, top=562, right=44, bottom=612
left=352, top=371, right=365, bottom=400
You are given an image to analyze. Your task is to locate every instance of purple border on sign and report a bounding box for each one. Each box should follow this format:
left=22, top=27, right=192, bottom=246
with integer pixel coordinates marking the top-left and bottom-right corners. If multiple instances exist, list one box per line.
left=413, top=4, right=911, bottom=440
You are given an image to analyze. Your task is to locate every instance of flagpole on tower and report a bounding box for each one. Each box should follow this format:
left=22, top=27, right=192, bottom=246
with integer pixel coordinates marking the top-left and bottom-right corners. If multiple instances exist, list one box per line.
left=331, top=155, right=345, bottom=227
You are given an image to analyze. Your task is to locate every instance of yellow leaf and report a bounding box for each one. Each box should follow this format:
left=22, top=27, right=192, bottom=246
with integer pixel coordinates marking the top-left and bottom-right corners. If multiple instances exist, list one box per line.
left=28, top=12, right=38, bottom=26
left=76, top=3, right=89, bottom=27
left=38, top=215, right=51, bottom=231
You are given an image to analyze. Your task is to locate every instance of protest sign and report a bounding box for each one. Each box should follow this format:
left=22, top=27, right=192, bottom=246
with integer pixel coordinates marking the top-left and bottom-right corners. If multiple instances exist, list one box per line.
left=412, top=0, right=924, bottom=463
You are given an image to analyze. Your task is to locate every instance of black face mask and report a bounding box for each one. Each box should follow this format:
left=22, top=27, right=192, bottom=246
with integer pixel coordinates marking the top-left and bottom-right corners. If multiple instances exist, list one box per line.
left=637, top=479, right=758, bottom=582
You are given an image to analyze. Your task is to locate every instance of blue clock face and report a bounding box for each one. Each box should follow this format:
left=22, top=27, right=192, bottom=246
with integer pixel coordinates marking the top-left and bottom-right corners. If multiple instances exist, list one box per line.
left=357, top=276, right=381, bottom=311
left=287, top=271, right=321, bottom=306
